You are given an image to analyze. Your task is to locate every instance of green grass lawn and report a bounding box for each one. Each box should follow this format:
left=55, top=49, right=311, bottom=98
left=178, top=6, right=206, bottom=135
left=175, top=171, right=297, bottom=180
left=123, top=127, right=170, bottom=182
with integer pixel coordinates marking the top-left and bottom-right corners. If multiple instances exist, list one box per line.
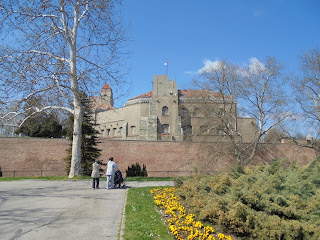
left=124, top=187, right=174, bottom=240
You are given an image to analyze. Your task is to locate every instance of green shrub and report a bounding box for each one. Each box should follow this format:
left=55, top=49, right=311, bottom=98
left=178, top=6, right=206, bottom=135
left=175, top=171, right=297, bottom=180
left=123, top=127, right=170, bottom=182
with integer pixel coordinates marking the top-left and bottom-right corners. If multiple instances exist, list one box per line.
left=177, top=158, right=320, bottom=239
left=126, top=162, right=148, bottom=177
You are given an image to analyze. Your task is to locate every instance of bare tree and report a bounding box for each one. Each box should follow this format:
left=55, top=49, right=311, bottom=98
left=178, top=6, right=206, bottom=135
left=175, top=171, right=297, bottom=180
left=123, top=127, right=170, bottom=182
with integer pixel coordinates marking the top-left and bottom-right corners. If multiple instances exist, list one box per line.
left=0, top=0, right=127, bottom=177
left=193, top=57, right=289, bottom=167
left=192, top=60, right=247, bottom=167
left=239, top=57, right=289, bottom=163
left=292, top=48, right=320, bottom=144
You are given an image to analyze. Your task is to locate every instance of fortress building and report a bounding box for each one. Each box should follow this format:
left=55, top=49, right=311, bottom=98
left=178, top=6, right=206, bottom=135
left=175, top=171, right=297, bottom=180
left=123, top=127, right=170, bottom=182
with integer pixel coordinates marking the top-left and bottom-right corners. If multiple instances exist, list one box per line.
left=91, top=75, right=257, bottom=142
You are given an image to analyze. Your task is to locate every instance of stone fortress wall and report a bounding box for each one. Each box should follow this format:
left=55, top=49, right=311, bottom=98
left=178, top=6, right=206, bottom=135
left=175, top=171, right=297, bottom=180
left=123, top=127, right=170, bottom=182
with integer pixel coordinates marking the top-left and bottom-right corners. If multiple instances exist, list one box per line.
left=92, top=75, right=258, bottom=143
left=0, top=138, right=318, bottom=177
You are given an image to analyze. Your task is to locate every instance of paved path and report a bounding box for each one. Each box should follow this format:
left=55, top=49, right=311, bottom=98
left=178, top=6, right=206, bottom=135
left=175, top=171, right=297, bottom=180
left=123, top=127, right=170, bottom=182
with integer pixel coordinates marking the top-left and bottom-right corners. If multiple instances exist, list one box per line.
left=0, top=180, right=174, bottom=240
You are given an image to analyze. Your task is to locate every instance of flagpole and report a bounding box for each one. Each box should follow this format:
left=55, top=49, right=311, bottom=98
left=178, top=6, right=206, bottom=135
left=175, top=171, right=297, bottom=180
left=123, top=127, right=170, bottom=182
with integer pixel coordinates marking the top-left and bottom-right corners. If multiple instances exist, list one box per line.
left=165, top=59, right=168, bottom=75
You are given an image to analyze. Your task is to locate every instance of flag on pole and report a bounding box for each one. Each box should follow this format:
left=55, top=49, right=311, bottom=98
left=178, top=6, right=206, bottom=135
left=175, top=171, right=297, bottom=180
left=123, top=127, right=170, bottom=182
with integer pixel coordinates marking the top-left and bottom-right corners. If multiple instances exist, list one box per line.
left=164, top=59, right=168, bottom=66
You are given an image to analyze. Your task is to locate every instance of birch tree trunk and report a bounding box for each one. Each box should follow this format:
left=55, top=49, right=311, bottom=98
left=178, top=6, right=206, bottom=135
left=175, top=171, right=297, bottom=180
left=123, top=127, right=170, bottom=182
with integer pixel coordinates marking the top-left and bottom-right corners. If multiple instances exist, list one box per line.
left=69, top=102, right=83, bottom=177
left=69, top=40, right=83, bottom=177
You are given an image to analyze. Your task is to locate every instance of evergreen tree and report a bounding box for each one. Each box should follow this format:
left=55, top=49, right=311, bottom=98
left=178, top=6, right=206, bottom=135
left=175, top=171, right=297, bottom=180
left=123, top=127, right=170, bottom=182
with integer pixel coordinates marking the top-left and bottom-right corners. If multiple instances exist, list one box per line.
left=14, top=96, right=64, bottom=138
left=65, top=94, right=101, bottom=176
left=15, top=113, right=63, bottom=138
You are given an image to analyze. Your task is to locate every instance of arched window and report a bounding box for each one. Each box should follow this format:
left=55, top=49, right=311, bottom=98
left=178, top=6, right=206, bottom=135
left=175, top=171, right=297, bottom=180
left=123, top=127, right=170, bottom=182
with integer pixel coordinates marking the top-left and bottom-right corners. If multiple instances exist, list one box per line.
left=162, top=106, right=169, bottom=115
left=131, top=126, right=136, bottom=134
left=162, top=124, right=169, bottom=133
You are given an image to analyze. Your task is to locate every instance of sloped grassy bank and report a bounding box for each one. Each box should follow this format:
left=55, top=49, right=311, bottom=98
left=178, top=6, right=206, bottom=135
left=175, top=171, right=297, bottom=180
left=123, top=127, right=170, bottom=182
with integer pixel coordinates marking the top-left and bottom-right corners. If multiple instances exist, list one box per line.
left=175, top=158, right=320, bottom=240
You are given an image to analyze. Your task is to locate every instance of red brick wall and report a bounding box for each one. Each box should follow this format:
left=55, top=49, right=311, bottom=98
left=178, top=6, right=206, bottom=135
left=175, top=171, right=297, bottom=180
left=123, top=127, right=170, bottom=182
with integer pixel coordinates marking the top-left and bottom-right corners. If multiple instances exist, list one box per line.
left=97, top=140, right=319, bottom=176
left=0, top=138, right=318, bottom=177
left=0, top=138, right=69, bottom=177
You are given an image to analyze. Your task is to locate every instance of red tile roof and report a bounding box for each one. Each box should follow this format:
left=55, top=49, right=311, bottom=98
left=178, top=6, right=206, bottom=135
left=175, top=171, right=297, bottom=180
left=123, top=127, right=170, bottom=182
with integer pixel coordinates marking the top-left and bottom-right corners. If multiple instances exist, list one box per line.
left=128, top=91, right=153, bottom=101
left=101, top=83, right=111, bottom=89
left=94, top=103, right=115, bottom=111
left=128, top=89, right=225, bottom=101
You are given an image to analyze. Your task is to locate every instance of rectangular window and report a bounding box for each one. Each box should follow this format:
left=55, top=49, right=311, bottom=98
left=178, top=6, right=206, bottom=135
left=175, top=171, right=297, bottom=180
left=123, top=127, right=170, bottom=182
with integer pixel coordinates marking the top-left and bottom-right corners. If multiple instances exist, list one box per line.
left=216, top=126, right=225, bottom=135
left=162, top=124, right=169, bottom=134
left=199, top=125, right=209, bottom=134
left=217, top=108, right=225, bottom=117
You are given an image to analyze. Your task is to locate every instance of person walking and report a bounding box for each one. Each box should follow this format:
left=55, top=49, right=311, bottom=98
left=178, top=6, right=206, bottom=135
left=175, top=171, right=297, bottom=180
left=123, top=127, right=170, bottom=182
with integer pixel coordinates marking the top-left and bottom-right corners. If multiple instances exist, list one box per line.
left=91, top=160, right=101, bottom=189
left=106, top=157, right=118, bottom=189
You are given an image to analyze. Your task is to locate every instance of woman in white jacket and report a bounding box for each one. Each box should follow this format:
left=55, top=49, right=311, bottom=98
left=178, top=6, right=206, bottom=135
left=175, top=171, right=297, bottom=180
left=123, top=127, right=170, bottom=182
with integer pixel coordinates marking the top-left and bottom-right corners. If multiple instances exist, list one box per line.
left=106, top=157, right=118, bottom=189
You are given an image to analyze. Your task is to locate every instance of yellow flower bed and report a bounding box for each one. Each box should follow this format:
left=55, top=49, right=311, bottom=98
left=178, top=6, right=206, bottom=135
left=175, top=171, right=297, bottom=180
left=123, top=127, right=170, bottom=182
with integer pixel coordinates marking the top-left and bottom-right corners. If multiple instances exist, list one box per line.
left=151, top=187, right=232, bottom=240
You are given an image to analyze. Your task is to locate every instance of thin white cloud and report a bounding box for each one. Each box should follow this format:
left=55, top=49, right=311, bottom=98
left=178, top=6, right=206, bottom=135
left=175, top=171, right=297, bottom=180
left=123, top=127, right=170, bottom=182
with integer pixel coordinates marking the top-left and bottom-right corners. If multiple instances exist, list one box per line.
left=198, top=59, right=222, bottom=74
left=248, top=57, right=265, bottom=73
left=187, top=57, right=265, bottom=76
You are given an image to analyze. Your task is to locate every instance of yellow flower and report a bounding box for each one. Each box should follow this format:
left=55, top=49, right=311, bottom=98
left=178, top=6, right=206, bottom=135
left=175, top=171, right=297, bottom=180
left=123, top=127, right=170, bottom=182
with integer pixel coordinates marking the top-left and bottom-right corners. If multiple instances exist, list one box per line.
left=218, top=233, right=225, bottom=239
left=151, top=187, right=232, bottom=240
left=193, top=221, right=203, bottom=229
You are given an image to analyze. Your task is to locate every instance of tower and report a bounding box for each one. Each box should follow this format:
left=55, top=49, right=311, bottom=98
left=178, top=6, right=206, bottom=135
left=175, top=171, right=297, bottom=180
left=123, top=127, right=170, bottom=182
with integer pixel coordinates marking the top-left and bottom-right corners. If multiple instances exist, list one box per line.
left=100, top=83, right=114, bottom=106
left=151, top=75, right=181, bottom=141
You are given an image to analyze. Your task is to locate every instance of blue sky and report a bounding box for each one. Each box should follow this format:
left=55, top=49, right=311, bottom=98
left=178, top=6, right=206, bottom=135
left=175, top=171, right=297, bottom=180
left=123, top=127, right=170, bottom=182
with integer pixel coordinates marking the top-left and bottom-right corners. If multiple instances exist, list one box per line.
left=117, top=0, right=320, bottom=106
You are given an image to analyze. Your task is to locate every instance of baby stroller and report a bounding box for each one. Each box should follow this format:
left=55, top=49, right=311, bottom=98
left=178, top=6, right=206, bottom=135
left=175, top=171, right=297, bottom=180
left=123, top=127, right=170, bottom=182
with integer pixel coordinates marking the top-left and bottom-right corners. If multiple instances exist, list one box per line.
left=114, top=170, right=126, bottom=188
